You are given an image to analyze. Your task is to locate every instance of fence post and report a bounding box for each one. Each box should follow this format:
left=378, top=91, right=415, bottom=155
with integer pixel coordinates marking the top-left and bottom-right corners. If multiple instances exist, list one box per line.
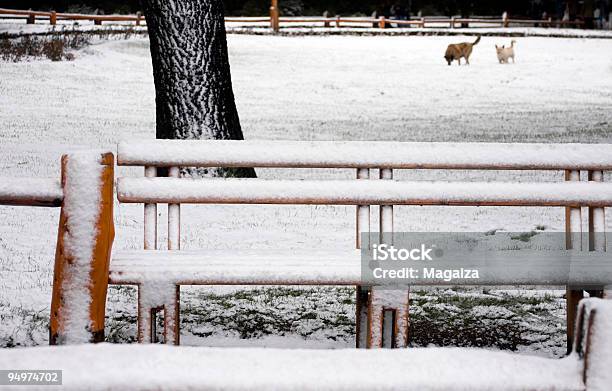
left=420, top=17, right=425, bottom=28
left=379, top=16, right=385, bottom=29
left=136, top=11, right=142, bottom=26
left=335, top=15, right=340, bottom=28
left=503, top=12, right=509, bottom=27
left=94, top=18, right=102, bottom=26
left=49, top=152, right=115, bottom=345
left=27, top=12, right=35, bottom=24
left=323, top=11, right=330, bottom=27
left=50, top=11, right=57, bottom=25
left=270, top=0, right=279, bottom=32
left=450, top=16, right=455, bottom=28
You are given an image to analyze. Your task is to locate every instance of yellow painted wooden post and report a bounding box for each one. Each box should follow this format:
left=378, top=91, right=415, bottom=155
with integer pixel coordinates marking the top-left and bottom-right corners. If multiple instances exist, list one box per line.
left=270, top=0, right=279, bottom=32
left=379, top=16, right=385, bottom=29
left=50, top=152, right=115, bottom=345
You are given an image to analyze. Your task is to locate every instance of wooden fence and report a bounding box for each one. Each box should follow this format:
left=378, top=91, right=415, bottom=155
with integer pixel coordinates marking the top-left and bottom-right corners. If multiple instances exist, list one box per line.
left=0, top=7, right=585, bottom=32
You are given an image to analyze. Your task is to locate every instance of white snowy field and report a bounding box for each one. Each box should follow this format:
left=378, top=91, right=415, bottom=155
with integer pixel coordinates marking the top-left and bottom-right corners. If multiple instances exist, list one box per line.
left=1, top=33, right=612, bottom=354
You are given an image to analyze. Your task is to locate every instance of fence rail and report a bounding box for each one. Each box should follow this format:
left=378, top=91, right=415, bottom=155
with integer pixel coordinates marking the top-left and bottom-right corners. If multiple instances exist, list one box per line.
left=0, top=7, right=586, bottom=31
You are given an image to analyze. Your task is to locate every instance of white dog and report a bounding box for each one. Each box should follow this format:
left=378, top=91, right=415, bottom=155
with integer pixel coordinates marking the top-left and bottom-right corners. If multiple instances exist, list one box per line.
left=495, top=40, right=516, bottom=64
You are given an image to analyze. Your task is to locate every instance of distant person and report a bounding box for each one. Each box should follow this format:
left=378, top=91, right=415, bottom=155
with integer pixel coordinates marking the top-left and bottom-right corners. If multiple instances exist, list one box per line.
left=371, top=10, right=378, bottom=27
left=563, top=4, right=570, bottom=22
left=391, top=4, right=408, bottom=20
left=583, top=0, right=595, bottom=28
left=594, top=7, right=602, bottom=28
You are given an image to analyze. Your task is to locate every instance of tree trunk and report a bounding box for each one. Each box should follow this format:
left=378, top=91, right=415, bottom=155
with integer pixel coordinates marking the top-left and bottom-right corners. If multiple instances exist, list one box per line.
left=142, top=0, right=255, bottom=178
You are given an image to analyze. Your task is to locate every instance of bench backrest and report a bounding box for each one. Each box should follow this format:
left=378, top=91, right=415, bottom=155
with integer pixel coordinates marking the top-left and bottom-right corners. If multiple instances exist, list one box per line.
left=116, top=140, right=612, bottom=253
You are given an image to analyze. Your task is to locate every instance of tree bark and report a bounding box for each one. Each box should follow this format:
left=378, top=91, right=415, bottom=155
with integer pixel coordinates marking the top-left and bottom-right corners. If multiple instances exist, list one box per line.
left=142, top=0, right=255, bottom=178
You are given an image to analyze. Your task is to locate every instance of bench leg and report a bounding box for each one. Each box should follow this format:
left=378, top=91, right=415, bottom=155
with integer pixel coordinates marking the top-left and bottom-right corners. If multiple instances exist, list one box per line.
left=164, top=285, right=180, bottom=345
left=566, top=288, right=583, bottom=353
left=355, top=286, right=370, bottom=348
left=138, top=283, right=180, bottom=344
left=367, top=287, right=409, bottom=348
left=137, top=285, right=154, bottom=343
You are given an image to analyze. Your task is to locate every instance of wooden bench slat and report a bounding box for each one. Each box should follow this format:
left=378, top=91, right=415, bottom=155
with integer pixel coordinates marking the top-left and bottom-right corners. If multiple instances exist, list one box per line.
left=117, top=178, right=612, bottom=207
left=110, top=249, right=362, bottom=285
left=109, top=249, right=612, bottom=287
left=0, top=177, right=63, bottom=207
left=117, top=140, right=612, bottom=169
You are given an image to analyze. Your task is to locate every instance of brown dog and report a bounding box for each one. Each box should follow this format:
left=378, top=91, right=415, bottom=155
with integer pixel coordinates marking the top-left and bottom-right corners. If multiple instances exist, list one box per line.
left=444, top=36, right=481, bottom=66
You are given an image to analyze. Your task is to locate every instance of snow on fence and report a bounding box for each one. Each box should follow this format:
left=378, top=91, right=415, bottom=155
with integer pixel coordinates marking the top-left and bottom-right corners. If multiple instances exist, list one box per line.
left=112, top=140, right=610, bottom=350
left=0, top=8, right=145, bottom=26
left=0, top=7, right=585, bottom=31
left=0, top=152, right=114, bottom=345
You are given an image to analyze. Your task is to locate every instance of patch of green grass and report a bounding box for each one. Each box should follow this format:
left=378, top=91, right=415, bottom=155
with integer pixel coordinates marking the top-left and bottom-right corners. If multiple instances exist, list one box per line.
left=101, top=286, right=565, bottom=357
left=510, top=231, right=540, bottom=242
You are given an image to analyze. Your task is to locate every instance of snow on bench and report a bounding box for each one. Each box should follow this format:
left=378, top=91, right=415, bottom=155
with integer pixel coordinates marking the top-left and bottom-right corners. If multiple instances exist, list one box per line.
left=2, top=298, right=611, bottom=391
left=0, top=177, right=63, bottom=207
left=109, top=248, right=611, bottom=286
left=110, top=140, right=611, bottom=348
left=117, top=177, right=612, bottom=207
left=110, top=249, right=362, bottom=285
left=118, top=140, right=612, bottom=170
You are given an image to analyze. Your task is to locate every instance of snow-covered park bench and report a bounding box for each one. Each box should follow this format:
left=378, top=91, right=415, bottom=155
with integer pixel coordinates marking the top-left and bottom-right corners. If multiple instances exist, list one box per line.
left=2, top=142, right=611, bottom=349
left=2, top=142, right=612, bottom=390
left=108, top=140, right=612, bottom=348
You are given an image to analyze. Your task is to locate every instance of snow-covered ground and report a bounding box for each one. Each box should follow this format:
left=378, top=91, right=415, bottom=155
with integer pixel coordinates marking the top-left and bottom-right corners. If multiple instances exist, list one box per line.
left=1, top=33, right=611, bottom=355
left=0, top=343, right=586, bottom=390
